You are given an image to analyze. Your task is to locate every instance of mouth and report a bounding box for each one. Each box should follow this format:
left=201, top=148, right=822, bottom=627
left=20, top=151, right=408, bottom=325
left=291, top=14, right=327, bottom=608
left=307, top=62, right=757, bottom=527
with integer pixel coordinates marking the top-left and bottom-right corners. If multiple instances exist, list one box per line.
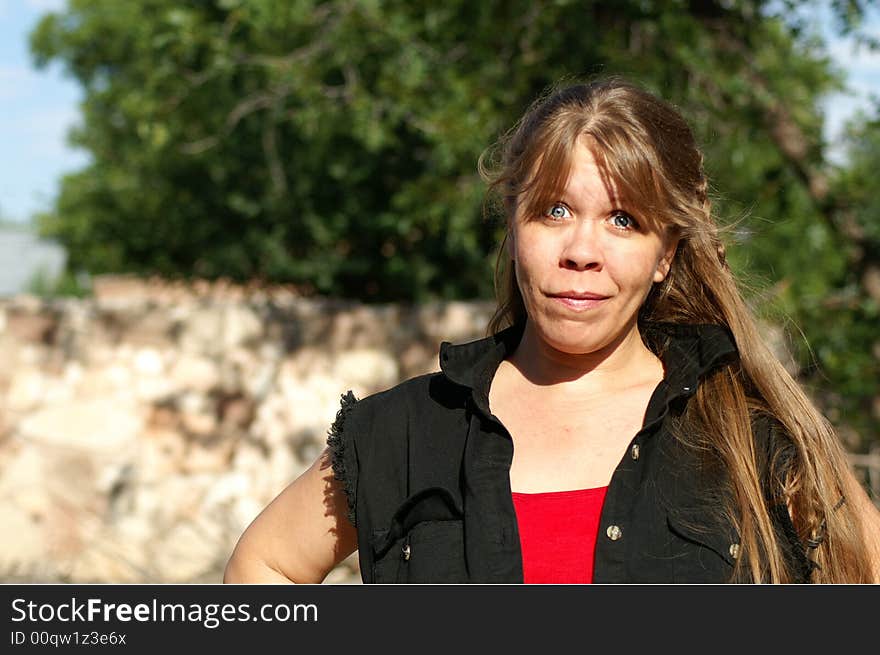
left=546, top=290, right=611, bottom=311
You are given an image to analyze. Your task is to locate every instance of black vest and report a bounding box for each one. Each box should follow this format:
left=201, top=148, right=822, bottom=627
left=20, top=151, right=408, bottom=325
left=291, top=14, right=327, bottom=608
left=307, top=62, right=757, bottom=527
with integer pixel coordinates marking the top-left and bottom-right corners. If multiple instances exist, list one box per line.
left=327, top=321, right=813, bottom=583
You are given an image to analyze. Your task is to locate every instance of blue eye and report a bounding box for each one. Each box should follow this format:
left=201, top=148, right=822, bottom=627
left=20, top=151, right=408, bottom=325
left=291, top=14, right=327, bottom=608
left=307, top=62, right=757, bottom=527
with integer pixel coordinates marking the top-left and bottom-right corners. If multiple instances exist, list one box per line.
left=546, top=203, right=570, bottom=220
left=611, top=211, right=638, bottom=230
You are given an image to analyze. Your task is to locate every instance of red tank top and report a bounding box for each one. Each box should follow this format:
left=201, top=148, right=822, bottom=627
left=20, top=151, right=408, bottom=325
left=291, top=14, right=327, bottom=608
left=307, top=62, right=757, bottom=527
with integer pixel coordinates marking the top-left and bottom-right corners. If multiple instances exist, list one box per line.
left=511, top=486, right=609, bottom=584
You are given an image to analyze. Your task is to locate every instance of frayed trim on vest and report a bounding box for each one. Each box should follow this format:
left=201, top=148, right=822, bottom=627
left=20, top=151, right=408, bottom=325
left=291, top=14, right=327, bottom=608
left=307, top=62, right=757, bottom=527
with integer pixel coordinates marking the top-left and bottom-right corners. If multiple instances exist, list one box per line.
left=326, top=389, right=359, bottom=527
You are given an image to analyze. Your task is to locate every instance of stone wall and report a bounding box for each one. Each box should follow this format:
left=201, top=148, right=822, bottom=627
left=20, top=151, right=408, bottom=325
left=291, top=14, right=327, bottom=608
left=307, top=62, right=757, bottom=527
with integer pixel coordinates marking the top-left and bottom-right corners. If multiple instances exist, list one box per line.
left=0, top=278, right=495, bottom=583
left=4, top=278, right=871, bottom=583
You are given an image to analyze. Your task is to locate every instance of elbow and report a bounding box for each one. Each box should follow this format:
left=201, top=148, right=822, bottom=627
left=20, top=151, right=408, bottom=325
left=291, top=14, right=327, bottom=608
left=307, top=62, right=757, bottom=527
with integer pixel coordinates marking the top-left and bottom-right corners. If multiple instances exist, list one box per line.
left=222, top=549, right=249, bottom=584
left=222, top=541, right=300, bottom=584
left=222, top=539, right=272, bottom=584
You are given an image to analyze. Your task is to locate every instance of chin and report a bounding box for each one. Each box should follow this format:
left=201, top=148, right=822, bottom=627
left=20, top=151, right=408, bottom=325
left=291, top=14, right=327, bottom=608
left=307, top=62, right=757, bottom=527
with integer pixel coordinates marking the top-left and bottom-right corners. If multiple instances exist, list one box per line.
left=551, top=336, right=612, bottom=357
left=534, top=318, right=612, bottom=356
left=529, top=302, right=641, bottom=356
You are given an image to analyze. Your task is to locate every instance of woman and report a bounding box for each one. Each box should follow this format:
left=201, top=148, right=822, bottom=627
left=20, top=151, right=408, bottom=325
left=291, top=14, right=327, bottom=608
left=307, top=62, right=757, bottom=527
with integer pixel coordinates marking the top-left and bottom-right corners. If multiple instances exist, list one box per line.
left=224, top=77, right=880, bottom=584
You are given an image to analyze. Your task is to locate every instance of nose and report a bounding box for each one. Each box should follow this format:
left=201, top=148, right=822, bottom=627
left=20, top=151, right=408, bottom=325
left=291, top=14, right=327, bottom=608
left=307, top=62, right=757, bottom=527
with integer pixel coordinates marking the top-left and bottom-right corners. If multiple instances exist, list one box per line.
left=559, top=220, right=602, bottom=271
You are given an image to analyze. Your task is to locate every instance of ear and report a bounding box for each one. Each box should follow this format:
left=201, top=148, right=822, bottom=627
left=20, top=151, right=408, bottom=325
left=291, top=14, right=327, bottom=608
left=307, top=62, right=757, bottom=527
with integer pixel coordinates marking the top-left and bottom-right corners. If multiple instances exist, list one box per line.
left=653, top=234, right=679, bottom=284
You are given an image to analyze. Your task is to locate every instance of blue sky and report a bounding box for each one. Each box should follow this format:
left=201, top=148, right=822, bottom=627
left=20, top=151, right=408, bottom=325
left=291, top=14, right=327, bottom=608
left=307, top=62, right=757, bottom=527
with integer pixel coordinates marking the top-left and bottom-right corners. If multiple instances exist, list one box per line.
left=0, top=0, right=87, bottom=224
left=0, top=0, right=878, bottom=224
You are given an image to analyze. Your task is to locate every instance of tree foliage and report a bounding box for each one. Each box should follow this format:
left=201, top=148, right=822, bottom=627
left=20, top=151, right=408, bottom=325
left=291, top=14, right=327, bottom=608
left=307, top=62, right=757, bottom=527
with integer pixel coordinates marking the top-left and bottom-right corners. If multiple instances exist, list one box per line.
left=30, top=0, right=880, bottom=441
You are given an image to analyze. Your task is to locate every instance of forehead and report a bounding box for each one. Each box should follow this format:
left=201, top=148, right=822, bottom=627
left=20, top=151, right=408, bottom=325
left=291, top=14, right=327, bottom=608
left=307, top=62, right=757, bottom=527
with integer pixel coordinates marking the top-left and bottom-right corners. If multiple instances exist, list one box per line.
left=516, top=133, right=627, bottom=218
left=512, top=131, right=678, bottom=238
left=562, top=136, right=621, bottom=205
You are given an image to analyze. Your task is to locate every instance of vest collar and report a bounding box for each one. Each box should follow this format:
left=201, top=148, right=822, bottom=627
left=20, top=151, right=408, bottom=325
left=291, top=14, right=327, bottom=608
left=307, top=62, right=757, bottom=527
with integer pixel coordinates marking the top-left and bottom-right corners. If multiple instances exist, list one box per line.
left=438, top=320, right=739, bottom=417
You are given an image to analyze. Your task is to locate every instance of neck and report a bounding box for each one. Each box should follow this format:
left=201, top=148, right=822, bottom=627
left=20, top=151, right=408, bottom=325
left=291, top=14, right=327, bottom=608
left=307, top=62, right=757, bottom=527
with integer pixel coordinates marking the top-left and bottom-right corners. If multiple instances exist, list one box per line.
left=509, top=319, right=664, bottom=393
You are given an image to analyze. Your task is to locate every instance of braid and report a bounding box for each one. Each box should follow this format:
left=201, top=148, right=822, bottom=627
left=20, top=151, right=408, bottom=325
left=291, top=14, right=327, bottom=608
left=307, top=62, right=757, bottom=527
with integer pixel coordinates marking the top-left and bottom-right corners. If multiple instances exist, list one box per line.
left=693, top=156, right=729, bottom=273
left=715, top=239, right=730, bottom=272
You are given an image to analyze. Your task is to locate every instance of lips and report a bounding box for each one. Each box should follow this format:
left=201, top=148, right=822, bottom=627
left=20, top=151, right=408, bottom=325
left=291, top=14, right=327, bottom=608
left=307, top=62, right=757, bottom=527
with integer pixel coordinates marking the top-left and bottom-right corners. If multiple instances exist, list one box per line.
left=547, top=290, right=610, bottom=311
left=547, top=290, right=610, bottom=300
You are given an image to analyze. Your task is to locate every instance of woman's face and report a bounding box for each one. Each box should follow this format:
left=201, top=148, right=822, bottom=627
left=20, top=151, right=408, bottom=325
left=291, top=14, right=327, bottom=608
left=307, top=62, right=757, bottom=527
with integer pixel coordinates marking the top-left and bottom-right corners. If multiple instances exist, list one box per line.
left=509, top=135, right=677, bottom=357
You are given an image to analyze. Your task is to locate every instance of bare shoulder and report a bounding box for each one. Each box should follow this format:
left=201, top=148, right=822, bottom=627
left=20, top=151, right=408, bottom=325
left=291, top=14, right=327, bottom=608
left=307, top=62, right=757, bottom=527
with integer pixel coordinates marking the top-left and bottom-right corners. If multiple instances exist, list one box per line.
left=223, top=448, right=357, bottom=584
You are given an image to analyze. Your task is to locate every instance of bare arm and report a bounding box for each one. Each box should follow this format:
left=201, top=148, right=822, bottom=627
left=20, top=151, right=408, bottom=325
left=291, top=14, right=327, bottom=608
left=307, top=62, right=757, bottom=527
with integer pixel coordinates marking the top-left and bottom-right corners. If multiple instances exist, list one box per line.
left=223, top=448, right=358, bottom=583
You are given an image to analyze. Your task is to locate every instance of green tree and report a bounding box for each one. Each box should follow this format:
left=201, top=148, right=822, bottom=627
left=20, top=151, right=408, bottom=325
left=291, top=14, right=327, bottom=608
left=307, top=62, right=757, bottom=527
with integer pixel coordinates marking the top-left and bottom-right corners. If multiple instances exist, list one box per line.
left=26, top=0, right=842, bottom=298
left=29, top=0, right=880, bottom=442
left=807, top=107, right=880, bottom=440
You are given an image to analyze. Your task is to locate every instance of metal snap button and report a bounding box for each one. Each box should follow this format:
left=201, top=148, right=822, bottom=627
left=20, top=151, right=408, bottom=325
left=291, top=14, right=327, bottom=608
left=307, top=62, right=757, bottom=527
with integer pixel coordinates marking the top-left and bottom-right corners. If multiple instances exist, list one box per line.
left=606, top=525, right=622, bottom=541
left=631, top=443, right=640, bottom=460
left=729, top=543, right=740, bottom=560
left=402, top=544, right=411, bottom=561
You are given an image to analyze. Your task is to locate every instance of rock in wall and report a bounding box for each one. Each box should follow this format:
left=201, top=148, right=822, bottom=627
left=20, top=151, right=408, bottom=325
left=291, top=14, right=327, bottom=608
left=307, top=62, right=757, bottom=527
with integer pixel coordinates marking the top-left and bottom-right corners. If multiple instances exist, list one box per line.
left=0, top=281, right=495, bottom=583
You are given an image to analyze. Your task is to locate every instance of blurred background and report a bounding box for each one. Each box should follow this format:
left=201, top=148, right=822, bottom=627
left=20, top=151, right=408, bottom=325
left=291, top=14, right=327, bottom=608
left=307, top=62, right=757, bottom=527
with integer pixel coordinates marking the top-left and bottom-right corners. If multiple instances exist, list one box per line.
left=1, top=0, right=878, bottom=583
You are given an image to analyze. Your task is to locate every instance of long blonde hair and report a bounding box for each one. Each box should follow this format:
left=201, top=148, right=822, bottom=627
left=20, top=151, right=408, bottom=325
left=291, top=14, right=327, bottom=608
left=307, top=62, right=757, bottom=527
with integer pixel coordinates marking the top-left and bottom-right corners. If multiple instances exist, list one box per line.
left=478, top=77, right=873, bottom=582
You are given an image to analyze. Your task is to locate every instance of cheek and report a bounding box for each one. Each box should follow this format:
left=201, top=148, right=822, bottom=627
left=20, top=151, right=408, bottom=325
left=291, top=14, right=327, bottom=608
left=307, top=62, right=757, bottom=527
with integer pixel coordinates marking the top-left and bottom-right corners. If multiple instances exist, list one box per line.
left=512, top=252, right=532, bottom=291
left=513, top=243, right=550, bottom=290
left=510, top=231, right=538, bottom=279
left=611, top=248, right=666, bottom=291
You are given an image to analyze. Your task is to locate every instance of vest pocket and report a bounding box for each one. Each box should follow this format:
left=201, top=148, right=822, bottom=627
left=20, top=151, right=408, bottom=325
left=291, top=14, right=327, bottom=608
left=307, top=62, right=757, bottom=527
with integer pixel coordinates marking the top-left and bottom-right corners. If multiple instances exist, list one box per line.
left=369, top=486, right=466, bottom=583
left=371, top=520, right=467, bottom=583
left=665, top=511, right=738, bottom=583
left=370, top=527, right=406, bottom=583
